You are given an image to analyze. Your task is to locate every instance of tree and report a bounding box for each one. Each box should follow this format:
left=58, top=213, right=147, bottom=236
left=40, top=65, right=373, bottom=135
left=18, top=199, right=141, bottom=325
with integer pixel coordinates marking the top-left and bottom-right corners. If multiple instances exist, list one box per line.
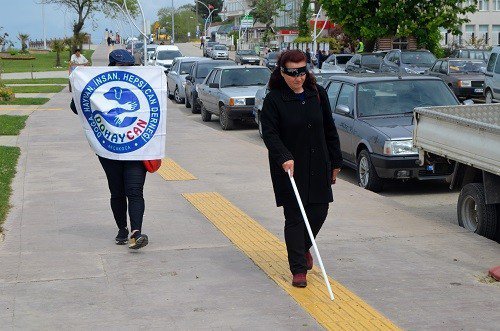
left=0, top=27, right=9, bottom=51
left=44, top=0, right=138, bottom=51
left=298, top=0, right=311, bottom=38
left=18, top=34, right=29, bottom=53
left=157, top=8, right=198, bottom=43
left=250, top=0, right=282, bottom=34
left=320, top=0, right=477, bottom=53
left=195, top=0, right=223, bottom=23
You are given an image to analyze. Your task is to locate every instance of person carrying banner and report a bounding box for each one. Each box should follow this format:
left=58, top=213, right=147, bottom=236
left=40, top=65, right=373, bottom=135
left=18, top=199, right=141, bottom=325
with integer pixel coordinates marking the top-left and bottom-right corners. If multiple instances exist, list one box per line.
left=70, top=49, right=152, bottom=249
left=260, top=50, right=342, bottom=287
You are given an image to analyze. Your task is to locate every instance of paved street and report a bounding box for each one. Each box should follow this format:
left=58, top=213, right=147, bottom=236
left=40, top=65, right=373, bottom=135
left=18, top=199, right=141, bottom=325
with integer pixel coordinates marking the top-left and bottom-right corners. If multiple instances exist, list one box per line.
left=1, top=43, right=499, bottom=329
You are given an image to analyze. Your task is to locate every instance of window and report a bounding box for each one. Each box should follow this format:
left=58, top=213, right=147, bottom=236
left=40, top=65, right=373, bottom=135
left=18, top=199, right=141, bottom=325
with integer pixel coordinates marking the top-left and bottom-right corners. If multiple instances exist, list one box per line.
left=495, top=0, right=500, bottom=10
left=432, top=61, right=443, bottom=72
left=493, top=25, right=500, bottom=45
left=479, top=25, right=489, bottom=40
left=495, top=56, right=500, bottom=74
left=204, top=70, right=215, bottom=83
left=440, top=61, right=449, bottom=74
left=478, top=0, right=489, bottom=10
left=179, top=62, right=195, bottom=74
left=486, top=53, right=497, bottom=72
left=327, top=82, right=342, bottom=109
left=212, top=70, right=222, bottom=84
left=392, top=37, right=408, bottom=50
left=335, top=84, right=355, bottom=114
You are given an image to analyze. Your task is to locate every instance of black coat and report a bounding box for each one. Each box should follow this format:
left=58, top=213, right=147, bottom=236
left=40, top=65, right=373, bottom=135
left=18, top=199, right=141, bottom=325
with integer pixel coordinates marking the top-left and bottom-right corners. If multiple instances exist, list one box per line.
left=261, top=84, right=342, bottom=207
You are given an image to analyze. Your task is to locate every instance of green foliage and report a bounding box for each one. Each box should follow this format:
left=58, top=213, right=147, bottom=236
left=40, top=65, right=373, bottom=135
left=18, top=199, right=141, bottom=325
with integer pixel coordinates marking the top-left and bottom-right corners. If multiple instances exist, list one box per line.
left=229, top=31, right=239, bottom=48
left=320, top=0, right=477, bottom=52
left=194, top=0, right=223, bottom=22
left=9, top=85, right=65, bottom=93
left=17, top=34, right=29, bottom=53
left=0, top=146, right=20, bottom=231
left=0, top=78, right=68, bottom=85
left=294, top=36, right=312, bottom=43
left=0, top=115, right=28, bottom=135
left=0, top=98, right=50, bottom=105
left=0, top=82, right=14, bottom=102
left=251, top=0, right=282, bottom=29
left=298, top=0, right=311, bottom=38
left=51, top=39, right=65, bottom=67
left=157, top=8, right=198, bottom=43
left=0, top=50, right=92, bottom=73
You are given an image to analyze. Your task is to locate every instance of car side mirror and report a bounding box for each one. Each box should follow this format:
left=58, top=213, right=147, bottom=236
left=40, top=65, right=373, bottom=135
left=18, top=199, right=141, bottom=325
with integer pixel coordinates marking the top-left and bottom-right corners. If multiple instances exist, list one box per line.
left=463, top=99, right=474, bottom=105
left=209, top=83, right=220, bottom=88
left=335, top=105, right=351, bottom=115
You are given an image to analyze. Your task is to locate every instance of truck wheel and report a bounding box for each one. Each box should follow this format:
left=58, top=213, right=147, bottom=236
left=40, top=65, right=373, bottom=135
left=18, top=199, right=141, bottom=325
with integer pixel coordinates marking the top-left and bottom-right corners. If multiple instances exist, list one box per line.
left=357, top=150, right=384, bottom=192
left=219, top=105, right=234, bottom=130
left=201, top=105, right=211, bottom=122
left=457, top=183, right=497, bottom=239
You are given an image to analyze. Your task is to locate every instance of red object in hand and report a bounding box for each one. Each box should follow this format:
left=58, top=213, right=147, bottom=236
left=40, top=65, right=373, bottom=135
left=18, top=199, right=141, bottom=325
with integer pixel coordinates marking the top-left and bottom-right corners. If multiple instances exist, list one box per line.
left=143, top=159, right=162, bottom=173
left=489, top=266, right=500, bottom=281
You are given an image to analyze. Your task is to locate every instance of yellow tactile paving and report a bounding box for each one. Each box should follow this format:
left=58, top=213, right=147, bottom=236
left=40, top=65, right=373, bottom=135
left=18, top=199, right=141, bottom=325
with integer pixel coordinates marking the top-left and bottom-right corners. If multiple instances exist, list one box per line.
left=183, top=192, right=401, bottom=331
left=157, top=158, right=197, bottom=181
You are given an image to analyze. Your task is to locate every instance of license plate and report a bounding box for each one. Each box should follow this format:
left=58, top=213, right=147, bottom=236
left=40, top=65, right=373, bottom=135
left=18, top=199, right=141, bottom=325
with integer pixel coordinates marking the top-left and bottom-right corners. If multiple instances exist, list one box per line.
left=474, top=88, right=483, bottom=93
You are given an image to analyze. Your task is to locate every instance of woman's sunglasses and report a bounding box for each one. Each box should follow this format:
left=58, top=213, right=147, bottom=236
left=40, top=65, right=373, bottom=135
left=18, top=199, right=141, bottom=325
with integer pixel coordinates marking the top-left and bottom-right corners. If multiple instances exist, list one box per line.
left=281, top=66, right=307, bottom=77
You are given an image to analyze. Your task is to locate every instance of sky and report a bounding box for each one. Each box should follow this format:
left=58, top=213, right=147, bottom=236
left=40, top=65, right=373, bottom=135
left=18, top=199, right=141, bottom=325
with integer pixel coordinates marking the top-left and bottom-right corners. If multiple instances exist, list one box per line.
left=0, top=0, right=194, bottom=47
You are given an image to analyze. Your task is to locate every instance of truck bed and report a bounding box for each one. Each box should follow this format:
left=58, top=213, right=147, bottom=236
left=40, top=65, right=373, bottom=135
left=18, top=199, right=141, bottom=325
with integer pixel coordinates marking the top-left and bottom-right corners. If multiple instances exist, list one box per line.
left=413, top=104, right=500, bottom=176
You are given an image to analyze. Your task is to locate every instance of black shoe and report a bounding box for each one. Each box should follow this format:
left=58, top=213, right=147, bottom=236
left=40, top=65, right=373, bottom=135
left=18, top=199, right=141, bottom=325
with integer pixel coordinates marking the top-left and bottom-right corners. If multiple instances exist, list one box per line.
left=115, top=228, right=129, bottom=245
left=128, top=232, right=148, bottom=249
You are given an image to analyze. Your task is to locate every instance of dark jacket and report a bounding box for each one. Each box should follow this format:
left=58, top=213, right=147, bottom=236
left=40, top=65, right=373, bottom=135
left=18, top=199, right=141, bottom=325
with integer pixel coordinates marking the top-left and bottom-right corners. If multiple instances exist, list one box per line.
left=261, top=84, right=342, bottom=207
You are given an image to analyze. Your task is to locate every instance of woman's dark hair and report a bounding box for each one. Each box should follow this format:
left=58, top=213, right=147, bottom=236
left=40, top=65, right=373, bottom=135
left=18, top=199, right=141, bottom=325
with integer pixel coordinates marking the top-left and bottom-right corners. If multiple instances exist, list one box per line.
left=268, top=50, right=316, bottom=91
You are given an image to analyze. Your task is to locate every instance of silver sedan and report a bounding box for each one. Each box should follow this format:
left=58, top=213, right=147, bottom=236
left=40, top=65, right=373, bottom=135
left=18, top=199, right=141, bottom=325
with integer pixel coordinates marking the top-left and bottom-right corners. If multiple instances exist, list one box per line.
left=197, top=66, right=271, bottom=130
left=166, top=56, right=205, bottom=103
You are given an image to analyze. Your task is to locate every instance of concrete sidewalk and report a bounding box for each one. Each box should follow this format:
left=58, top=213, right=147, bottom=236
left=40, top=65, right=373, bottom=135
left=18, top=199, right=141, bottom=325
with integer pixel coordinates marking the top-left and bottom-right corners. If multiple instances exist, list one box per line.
left=1, top=44, right=499, bottom=329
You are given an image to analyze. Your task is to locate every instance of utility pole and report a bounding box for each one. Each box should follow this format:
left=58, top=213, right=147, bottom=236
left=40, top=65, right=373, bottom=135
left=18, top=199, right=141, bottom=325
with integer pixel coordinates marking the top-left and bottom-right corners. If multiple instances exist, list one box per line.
left=42, top=0, right=47, bottom=50
left=171, top=0, right=175, bottom=44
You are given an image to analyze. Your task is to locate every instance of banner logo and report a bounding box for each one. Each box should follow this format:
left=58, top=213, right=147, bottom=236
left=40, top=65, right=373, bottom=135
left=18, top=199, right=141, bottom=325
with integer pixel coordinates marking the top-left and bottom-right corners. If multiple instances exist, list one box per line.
left=80, top=71, right=160, bottom=153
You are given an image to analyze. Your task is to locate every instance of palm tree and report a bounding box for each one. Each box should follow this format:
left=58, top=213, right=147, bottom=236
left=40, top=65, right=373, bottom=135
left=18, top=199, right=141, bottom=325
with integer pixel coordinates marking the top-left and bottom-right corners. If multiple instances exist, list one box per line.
left=18, top=33, right=29, bottom=53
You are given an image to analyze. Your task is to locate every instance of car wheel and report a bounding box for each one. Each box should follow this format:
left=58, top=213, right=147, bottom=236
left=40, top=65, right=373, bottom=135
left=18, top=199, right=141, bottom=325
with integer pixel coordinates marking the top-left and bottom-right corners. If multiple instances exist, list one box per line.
left=258, top=111, right=263, bottom=138
left=485, top=89, right=493, bottom=104
left=357, top=150, right=384, bottom=192
left=219, top=105, right=234, bottom=130
left=191, top=97, right=200, bottom=114
left=458, top=183, right=497, bottom=239
left=167, top=84, right=174, bottom=100
left=185, top=90, right=191, bottom=108
left=174, top=87, right=184, bottom=104
left=201, top=105, right=212, bottom=122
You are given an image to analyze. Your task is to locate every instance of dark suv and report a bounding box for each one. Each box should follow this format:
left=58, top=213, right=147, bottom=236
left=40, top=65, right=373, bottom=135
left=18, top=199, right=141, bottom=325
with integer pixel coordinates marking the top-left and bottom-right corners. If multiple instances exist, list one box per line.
left=184, top=59, right=235, bottom=113
left=325, top=74, right=459, bottom=191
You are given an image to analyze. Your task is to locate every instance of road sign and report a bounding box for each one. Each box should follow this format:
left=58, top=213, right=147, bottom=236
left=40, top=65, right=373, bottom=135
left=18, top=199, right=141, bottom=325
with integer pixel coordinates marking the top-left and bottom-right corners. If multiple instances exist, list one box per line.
left=240, top=16, right=253, bottom=28
left=187, top=32, right=191, bottom=37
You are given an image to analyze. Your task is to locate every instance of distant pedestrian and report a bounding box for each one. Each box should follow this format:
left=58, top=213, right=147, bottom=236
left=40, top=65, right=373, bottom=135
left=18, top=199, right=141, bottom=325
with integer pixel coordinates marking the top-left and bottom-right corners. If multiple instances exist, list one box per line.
left=316, top=49, right=322, bottom=69
left=261, top=50, right=342, bottom=288
left=305, top=47, right=312, bottom=66
left=70, top=49, right=150, bottom=250
left=356, top=39, right=364, bottom=53
left=200, top=36, right=204, bottom=49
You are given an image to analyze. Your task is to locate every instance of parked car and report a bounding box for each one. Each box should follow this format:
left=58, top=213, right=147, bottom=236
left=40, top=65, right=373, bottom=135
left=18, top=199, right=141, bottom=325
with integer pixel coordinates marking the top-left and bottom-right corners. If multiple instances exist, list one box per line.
left=211, top=44, right=229, bottom=60
left=484, top=46, right=500, bottom=103
left=262, top=52, right=279, bottom=70
left=310, top=68, right=347, bottom=87
left=203, top=41, right=218, bottom=57
left=380, top=50, right=436, bottom=74
left=184, top=59, right=235, bottom=113
left=235, top=49, right=260, bottom=65
left=197, top=66, right=271, bottom=130
left=325, top=74, right=461, bottom=191
left=449, top=48, right=491, bottom=62
left=321, top=54, right=353, bottom=71
left=426, top=58, right=486, bottom=99
left=166, top=57, right=205, bottom=103
left=153, top=45, right=182, bottom=72
left=345, top=53, right=386, bottom=73
left=253, top=83, right=269, bottom=137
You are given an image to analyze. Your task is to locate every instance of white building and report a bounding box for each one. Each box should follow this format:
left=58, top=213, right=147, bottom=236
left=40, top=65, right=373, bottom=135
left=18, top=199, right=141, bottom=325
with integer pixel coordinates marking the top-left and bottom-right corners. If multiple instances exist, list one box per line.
left=442, top=0, right=500, bottom=47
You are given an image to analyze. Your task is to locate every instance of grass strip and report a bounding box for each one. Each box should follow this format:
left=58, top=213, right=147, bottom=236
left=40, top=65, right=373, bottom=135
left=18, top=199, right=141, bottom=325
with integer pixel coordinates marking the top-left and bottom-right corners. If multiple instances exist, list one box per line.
left=1, top=78, right=68, bottom=84
left=0, top=98, right=49, bottom=105
left=0, top=115, right=28, bottom=135
left=10, top=85, right=64, bottom=93
left=0, top=50, right=94, bottom=73
left=0, top=146, right=20, bottom=231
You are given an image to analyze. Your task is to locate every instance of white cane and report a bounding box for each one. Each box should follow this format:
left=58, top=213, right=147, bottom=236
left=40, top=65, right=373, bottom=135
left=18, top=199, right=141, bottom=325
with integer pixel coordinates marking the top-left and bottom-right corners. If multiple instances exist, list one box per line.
left=287, top=169, right=334, bottom=301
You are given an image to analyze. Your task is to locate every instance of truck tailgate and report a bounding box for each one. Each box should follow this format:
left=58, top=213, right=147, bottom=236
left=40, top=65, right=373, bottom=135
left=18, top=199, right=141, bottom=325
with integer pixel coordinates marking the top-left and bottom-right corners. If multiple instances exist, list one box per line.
left=413, top=104, right=500, bottom=175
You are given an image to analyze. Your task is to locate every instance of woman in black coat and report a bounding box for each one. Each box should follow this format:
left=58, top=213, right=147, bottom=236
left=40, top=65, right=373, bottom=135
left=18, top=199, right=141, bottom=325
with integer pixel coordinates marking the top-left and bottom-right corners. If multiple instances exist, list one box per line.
left=261, top=50, right=342, bottom=288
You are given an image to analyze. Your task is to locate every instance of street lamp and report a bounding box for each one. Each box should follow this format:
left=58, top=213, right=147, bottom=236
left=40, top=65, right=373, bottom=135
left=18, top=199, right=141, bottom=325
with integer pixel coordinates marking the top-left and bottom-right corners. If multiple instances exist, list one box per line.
left=195, top=1, right=217, bottom=37
left=171, top=0, right=175, bottom=44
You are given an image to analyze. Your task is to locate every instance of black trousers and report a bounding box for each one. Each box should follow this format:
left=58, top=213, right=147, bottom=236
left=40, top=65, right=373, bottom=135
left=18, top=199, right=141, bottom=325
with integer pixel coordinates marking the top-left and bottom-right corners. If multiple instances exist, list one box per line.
left=98, top=156, right=147, bottom=232
left=283, top=203, right=329, bottom=275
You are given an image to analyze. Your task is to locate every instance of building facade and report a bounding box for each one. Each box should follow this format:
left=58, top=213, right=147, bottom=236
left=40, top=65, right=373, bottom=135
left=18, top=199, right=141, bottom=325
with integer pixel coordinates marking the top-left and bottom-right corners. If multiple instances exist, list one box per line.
left=441, top=0, right=500, bottom=47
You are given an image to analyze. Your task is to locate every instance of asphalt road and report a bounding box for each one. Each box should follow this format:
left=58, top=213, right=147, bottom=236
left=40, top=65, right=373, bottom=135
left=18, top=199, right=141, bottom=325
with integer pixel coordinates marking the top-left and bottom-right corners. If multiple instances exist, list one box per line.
left=177, top=42, right=461, bottom=230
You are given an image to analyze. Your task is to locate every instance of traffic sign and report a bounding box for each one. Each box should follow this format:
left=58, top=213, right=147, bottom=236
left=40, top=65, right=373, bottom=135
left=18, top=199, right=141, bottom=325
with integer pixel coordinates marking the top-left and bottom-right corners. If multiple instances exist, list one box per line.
left=241, top=16, right=253, bottom=28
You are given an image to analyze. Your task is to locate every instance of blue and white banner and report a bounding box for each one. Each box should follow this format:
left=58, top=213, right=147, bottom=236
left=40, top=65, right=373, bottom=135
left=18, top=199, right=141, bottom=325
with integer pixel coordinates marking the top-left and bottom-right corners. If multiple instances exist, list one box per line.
left=70, top=66, right=167, bottom=160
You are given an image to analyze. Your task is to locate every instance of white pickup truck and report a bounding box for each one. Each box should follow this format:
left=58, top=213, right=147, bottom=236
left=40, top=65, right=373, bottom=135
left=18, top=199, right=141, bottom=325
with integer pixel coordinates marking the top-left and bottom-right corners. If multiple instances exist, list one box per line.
left=413, top=104, right=500, bottom=240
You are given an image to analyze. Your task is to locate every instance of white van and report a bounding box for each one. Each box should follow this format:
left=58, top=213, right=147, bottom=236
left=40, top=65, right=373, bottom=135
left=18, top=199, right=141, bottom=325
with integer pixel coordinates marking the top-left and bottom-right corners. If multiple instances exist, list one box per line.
left=154, top=45, right=183, bottom=72
left=484, top=46, right=500, bottom=103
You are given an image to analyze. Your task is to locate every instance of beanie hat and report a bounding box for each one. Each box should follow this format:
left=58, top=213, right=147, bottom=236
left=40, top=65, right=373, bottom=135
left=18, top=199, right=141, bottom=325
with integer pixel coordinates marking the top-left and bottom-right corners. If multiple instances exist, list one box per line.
left=108, top=49, right=135, bottom=66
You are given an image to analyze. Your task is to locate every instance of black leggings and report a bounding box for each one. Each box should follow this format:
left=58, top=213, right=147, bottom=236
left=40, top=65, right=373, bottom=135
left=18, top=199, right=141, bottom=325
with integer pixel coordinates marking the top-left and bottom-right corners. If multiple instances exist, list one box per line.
left=283, top=203, right=329, bottom=275
left=98, top=156, right=147, bottom=232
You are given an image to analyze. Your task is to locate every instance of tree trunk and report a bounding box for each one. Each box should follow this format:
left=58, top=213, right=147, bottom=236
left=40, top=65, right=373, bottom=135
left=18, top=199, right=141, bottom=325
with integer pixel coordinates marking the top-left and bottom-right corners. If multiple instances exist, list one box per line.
left=55, top=51, right=61, bottom=67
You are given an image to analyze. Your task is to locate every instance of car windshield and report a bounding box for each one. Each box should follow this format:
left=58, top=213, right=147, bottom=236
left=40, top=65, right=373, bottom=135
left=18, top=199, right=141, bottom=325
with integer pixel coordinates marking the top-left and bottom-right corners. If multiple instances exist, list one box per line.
left=401, top=52, right=436, bottom=66
left=196, top=61, right=234, bottom=78
left=357, top=80, right=457, bottom=117
left=267, top=52, right=279, bottom=60
left=214, top=45, right=227, bottom=50
left=361, top=54, right=385, bottom=66
left=207, top=42, right=217, bottom=47
left=449, top=60, right=486, bottom=73
left=220, top=68, right=271, bottom=87
left=157, top=50, right=182, bottom=60
left=239, top=50, right=257, bottom=55
left=179, top=62, right=195, bottom=74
